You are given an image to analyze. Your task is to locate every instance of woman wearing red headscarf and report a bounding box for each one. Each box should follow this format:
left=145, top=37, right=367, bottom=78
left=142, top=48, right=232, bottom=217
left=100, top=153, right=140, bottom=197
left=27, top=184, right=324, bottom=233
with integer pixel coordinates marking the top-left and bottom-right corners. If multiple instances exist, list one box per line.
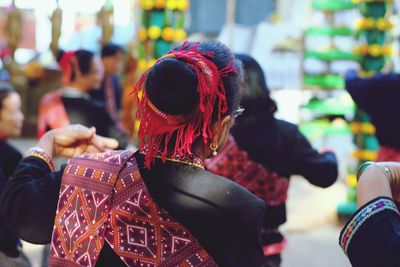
left=1, top=41, right=266, bottom=266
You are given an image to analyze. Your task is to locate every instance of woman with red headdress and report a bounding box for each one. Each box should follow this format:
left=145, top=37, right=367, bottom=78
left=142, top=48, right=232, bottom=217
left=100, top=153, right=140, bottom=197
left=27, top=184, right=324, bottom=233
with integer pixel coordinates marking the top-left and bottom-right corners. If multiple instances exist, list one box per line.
left=1, top=41, right=266, bottom=266
left=37, top=49, right=129, bottom=149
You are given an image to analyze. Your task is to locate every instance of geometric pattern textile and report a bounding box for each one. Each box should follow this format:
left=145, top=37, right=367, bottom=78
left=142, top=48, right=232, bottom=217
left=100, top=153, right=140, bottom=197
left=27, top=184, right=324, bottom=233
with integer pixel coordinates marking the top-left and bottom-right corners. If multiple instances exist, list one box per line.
left=205, top=135, right=289, bottom=206
left=49, top=150, right=216, bottom=267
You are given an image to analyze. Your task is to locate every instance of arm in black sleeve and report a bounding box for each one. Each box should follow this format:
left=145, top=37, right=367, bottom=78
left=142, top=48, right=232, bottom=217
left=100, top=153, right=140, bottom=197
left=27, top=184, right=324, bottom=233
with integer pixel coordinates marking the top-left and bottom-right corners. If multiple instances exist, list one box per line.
left=340, top=197, right=400, bottom=267
left=286, top=126, right=338, bottom=188
left=0, top=156, right=64, bottom=244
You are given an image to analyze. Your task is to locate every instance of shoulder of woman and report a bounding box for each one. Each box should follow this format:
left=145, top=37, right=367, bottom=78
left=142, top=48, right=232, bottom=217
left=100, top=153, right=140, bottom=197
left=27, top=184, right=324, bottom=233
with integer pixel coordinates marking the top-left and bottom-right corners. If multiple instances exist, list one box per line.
left=203, top=170, right=264, bottom=209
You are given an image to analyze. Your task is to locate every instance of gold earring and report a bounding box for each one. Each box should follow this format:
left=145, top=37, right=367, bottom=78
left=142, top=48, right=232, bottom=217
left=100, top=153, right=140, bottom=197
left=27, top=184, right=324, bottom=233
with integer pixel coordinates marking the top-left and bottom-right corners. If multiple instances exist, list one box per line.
left=210, top=143, right=218, bottom=156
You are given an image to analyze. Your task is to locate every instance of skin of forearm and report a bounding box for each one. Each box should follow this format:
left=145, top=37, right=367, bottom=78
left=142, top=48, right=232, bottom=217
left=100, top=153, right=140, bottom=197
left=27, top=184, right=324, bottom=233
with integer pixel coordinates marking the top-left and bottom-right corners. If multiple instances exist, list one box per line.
left=357, top=167, right=392, bottom=208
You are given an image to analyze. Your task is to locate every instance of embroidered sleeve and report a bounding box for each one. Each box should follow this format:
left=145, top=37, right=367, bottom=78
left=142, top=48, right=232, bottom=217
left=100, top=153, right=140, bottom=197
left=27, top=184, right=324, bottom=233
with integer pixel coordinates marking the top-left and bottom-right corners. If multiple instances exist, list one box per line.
left=339, top=197, right=399, bottom=255
left=26, top=147, right=54, bottom=172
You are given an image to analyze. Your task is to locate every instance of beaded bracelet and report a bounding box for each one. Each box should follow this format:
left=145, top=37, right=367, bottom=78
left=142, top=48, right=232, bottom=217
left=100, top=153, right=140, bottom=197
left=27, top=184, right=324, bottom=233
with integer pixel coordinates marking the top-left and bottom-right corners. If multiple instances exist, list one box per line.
left=26, top=147, right=55, bottom=172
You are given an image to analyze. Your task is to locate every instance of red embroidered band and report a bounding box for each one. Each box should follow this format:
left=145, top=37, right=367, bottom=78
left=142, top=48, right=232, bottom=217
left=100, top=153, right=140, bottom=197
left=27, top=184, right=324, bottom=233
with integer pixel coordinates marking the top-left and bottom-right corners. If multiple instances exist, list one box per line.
left=27, top=147, right=55, bottom=172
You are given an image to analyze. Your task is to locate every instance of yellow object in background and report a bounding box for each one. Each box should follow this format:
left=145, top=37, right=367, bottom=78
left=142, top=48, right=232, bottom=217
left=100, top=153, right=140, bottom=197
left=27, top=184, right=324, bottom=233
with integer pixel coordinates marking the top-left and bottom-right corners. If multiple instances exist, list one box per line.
left=174, top=28, right=187, bottom=41
left=166, top=0, right=177, bottom=10
left=154, top=0, right=166, bottom=9
left=140, top=0, right=154, bottom=10
left=162, top=27, right=175, bottom=42
left=138, top=28, right=147, bottom=42
left=148, top=26, right=162, bottom=40
left=352, top=150, right=377, bottom=161
left=346, top=174, right=358, bottom=188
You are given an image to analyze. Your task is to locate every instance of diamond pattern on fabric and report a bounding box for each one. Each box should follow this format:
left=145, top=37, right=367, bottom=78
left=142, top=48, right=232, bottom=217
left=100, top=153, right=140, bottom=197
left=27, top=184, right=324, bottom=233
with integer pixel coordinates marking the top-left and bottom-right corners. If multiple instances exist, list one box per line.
left=49, top=150, right=216, bottom=267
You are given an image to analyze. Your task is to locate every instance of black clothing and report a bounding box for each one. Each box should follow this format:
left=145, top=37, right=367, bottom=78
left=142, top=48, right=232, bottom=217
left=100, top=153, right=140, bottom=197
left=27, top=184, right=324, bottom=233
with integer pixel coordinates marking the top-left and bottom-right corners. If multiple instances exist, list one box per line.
left=231, top=115, right=338, bottom=248
left=0, top=141, right=22, bottom=255
left=232, top=117, right=338, bottom=186
left=0, top=152, right=266, bottom=267
left=345, top=71, right=400, bottom=151
left=89, top=75, right=122, bottom=111
left=339, top=197, right=400, bottom=267
left=61, top=95, right=128, bottom=149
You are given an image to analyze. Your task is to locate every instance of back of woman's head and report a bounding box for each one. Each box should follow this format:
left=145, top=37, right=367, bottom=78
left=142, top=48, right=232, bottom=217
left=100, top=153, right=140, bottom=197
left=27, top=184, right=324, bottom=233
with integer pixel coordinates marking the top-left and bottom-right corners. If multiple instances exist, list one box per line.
left=135, top=40, right=242, bottom=167
left=57, top=49, right=95, bottom=82
left=235, top=54, right=277, bottom=116
left=146, top=41, right=242, bottom=118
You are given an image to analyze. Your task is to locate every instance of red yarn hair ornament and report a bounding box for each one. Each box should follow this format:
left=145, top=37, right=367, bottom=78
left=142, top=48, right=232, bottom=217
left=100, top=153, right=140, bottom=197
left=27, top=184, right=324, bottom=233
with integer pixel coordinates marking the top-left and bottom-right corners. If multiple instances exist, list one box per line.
left=133, top=41, right=237, bottom=168
left=58, top=51, right=78, bottom=86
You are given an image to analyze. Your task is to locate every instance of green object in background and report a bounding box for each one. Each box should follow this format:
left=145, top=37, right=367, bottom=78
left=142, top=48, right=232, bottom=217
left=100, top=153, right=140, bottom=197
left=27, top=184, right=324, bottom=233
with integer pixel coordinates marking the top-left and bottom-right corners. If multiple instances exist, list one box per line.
left=300, top=120, right=351, bottom=140
left=347, top=187, right=357, bottom=202
left=337, top=202, right=358, bottom=216
left=360, top=2, right=387, bottom=18
left=149, top=10, right=166, bottom=28
left=313, top=0, right=356, bottom=11
left=306, top=26, right=353, bottom=37
left=304, top=74, right=345, bottom=89
left=364, top=30, right=386, bottom=45
left=360, top=56, right=385, bottom=72
left=305, top=50, right=359, bottom=61
left=303, top=98, right=355, bottom=116
left=154, top=40, right=172, bottom=58
left=141, top=10, right=150, bottom=28
left=137, top=43, right=146, bottom=58
left=365, top=135, right=379, bottom=151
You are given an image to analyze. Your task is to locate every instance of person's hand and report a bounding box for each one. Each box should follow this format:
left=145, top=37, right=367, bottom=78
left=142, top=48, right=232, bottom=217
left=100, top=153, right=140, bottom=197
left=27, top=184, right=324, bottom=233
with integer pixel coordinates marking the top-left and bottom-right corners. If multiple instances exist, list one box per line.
left=37, top=124, right=119, bottom=158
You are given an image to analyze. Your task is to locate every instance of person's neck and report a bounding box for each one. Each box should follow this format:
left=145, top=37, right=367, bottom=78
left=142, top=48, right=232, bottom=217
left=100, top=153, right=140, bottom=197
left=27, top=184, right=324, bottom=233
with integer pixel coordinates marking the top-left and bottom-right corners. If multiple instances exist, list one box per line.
left=192, top=143, right=210, bottom=161
left=68, top=82, right=88, bottom=93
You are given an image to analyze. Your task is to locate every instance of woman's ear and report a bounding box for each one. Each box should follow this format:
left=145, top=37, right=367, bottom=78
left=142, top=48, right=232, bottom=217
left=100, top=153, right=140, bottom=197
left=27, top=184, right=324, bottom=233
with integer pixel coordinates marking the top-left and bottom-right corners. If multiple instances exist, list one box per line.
left=211, top=115, right=233, bottom=153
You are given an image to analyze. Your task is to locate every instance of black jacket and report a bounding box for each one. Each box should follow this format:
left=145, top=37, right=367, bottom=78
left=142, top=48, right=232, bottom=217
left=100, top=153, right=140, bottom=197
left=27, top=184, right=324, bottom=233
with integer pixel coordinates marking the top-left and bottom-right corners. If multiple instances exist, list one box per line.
left=0, top=141, right=22, bottom=255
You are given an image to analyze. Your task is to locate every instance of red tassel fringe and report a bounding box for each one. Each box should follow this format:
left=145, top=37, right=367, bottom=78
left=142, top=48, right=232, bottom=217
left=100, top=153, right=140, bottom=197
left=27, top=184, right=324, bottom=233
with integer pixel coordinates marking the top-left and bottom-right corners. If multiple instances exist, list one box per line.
left=133, top=41, right=237, bottom=168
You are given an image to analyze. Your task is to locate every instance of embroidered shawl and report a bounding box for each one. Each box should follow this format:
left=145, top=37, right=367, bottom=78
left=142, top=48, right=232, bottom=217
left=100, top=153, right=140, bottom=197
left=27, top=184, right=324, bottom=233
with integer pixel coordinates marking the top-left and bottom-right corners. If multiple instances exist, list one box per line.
left=49, top=150, right=216, bottom=267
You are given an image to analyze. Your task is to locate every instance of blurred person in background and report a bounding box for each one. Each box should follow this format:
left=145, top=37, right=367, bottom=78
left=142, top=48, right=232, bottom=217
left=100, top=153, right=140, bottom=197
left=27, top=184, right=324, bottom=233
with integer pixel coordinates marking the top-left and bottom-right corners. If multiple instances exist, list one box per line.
left=37, top=49, right=128, bottom=149
left=89, top=43, right=124, bottom=126
left=206, top=54, right=338, bottom=267
left=0, top=83, right=30, bottom=267
left=345, top=70, right=400, bottom=162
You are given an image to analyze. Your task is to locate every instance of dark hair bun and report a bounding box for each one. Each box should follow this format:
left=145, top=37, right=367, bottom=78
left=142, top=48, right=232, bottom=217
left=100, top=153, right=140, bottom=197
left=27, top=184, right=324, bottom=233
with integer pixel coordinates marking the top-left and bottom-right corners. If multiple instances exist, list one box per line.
left=145, top=58, right=199, bottom=116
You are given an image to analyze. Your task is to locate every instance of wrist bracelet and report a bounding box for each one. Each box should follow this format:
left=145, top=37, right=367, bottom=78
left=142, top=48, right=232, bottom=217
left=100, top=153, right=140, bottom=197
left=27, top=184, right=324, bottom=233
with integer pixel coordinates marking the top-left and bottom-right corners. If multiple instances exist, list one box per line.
left=356, top=161, right=375, bottom=181
left=27, top=147, right=55, bottom=172
left=356, top=161, right=394, bottom=182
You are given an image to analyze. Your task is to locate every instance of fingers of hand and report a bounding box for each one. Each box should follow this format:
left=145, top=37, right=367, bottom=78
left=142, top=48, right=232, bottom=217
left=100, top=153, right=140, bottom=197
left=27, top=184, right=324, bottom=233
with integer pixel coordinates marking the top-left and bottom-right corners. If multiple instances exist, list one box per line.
left=90, top=135, right=118, bottom=151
